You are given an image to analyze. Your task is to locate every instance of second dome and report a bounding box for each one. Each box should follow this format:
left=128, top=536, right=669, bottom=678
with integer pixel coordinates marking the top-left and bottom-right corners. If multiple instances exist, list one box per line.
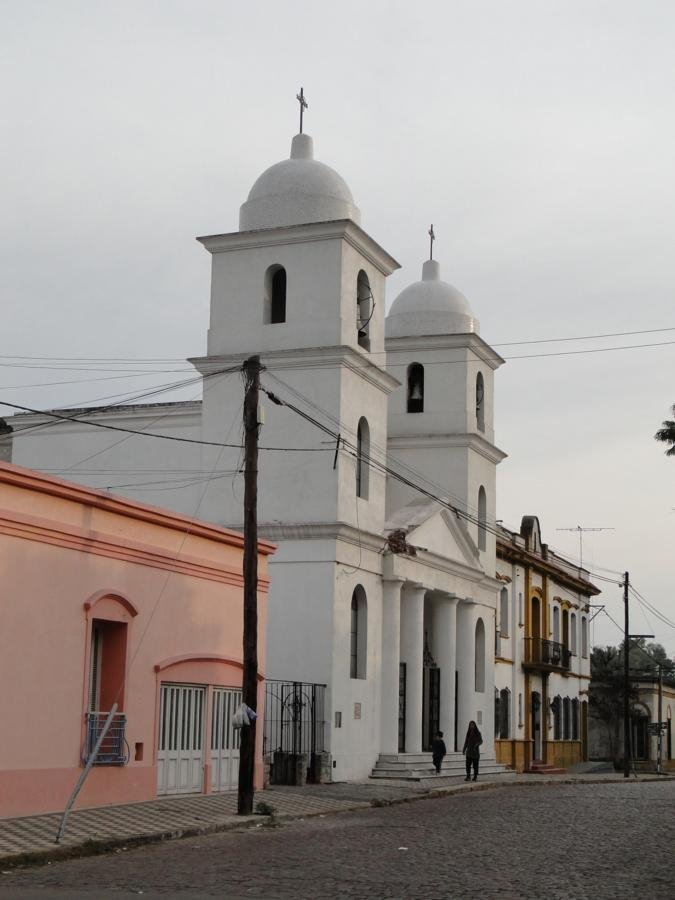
left=386, top=259, right=479, bottom=338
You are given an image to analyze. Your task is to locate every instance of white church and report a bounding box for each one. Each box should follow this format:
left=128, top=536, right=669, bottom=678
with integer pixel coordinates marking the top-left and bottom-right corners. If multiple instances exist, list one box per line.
left=10, top=112, right=508, bottom=783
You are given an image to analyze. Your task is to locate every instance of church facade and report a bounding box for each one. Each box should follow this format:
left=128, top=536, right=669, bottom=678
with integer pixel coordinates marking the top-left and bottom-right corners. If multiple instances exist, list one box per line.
left=9, top=121, right=508, bottom=782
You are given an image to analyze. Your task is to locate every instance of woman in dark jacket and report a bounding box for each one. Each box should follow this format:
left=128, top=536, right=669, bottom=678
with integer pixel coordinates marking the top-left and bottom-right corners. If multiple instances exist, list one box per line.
left=462, top=720, right=482, bottom=781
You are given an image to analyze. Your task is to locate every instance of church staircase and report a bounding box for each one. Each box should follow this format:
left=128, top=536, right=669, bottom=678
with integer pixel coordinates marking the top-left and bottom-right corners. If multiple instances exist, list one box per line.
left=370, top=751, right=508, bottom=783
left=524, top=759, right=567, bottom=775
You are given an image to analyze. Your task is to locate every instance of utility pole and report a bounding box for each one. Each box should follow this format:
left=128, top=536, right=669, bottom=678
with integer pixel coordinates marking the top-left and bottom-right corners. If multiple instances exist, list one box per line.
left=657, top=663, right=663, bottom=775
left=623, top=571, right=630, bottom=779
left=238, top=355, right=261, bottom=815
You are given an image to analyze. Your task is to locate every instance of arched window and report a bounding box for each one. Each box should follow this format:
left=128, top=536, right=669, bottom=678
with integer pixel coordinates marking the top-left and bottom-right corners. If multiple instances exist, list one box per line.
left=357, top=270, right=373, bottom=351
left=499, top=688, right=510, bottom=739
left=499, top=587, right=509, bottom=638
left=474, top=618, right=485, bottom=692
left=563, top=697, right=571, bottom=740
left=350, top=585, right=367, bottom=679
left=406, top=363, right=424, bottom=413
left=552, top=696, right=562, bottom=740
left=264, top=265, right=287, bottom=324
left=356, top=417, right=370, bottom=499
left=581, top=616, right=588, bottom=658
left=476, top=372, right=485, bottom=432
left=552, top=606, right=560, bottom=643
left=477, top=486, right=487, bottom=551
left=494, top=689, right=501, bottom=738
left=571, top=698, right=579, bottom=740
left=570, top=612, right=577, bottom=654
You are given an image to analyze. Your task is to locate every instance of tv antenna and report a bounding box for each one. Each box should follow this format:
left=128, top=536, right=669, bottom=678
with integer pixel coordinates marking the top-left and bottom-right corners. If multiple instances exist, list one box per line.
left=555, top=524, right=614, bottom=567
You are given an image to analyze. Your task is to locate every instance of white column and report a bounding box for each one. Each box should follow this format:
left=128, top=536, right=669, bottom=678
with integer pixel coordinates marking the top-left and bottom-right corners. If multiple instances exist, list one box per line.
left=400, top=584, right=425, bottom=753
left=430, top=594, right=459, bottom=751
left=456, top=599, right=476, bottom=741
left=380, top=579, right=403, bottom=754
left=484, top=608, right=496, bottom=753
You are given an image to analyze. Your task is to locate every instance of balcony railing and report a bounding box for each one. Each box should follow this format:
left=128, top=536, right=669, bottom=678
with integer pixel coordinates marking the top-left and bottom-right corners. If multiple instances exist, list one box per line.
left=84, top=711, right=129, bottom=766
left=523, top=638, right=571, bottom=672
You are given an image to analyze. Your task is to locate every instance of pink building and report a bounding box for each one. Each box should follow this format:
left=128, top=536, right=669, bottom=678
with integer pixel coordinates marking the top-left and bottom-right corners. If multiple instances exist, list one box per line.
left=0, top=462, right=273, bottom=819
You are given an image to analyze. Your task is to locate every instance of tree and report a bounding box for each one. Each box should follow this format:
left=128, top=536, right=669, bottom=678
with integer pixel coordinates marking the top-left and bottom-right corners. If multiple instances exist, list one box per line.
left=654, top=404, right=675, bottom=456
left=628, top=639, right=675, bottom=686
left=589, top=645, right=639, bottom=765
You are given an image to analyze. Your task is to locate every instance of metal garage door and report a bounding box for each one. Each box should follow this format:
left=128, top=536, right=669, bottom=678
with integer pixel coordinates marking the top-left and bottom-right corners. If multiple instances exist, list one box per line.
left=157, top=684, right=205, bottom=795
left=210, top=687, right=241, bottom=792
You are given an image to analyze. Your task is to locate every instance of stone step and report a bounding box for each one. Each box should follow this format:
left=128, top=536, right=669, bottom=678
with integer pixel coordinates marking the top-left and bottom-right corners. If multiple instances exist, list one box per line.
left=371, top=751, right=508, bottom=782
left=378, top=753, right=468, bottom=765
left=370, top=766, right=506, bottom=780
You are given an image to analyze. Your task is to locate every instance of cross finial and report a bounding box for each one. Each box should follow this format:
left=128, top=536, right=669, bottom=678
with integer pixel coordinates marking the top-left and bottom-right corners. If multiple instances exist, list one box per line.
left=296, top=87, right=308, bottom=134
left=428, top=224, right=435, bottom=260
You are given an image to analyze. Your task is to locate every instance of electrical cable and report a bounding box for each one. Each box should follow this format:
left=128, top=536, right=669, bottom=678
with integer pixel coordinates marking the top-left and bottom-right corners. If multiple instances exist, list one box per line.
left=2, top=325, right=674, bottom=364
left=0, top=399, right=331, bottom=453
left=629, top=586, right=675, bottom=631
left=2, top=372, right=208, bottom=444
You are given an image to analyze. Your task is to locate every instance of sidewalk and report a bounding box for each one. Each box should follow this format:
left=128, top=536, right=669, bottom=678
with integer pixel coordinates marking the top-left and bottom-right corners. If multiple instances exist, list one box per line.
left=1, top=771, right=670, bottom=868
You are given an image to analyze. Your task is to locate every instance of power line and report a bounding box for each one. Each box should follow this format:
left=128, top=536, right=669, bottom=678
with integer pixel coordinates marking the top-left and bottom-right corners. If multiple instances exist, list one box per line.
left=629, top=586, right=675, bottom=631
left=263, top=370, right=609, bottom=574
left=2, top=325, right=674, bottom=364
left=0, top=398, right=331, bottom=453
left=260, top=339, right=675, bottom=373
left=261, top=382, right=556, bottom=550
left=2, top=372, right=208, bottom=444
left=491, top=326, right=675, bottom=347
left=263, top=370, right=609, bottom=579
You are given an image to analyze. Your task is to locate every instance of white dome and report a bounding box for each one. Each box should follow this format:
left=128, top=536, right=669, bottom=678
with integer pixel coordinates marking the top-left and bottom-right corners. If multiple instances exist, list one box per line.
left=239, top=133, right=361, bottom=231
left=386, top=259, right=479, bottom=338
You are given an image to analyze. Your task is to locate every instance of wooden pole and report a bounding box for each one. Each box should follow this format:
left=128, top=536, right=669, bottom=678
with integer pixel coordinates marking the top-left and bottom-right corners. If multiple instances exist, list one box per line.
left=238, top=355, right=260, bottom=815
left=623, top=571, right=630, bottom=779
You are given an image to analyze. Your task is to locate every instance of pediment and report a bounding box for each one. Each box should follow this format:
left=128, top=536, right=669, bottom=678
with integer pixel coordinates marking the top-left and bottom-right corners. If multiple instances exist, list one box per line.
left=386, top=497, right=481, bottom=570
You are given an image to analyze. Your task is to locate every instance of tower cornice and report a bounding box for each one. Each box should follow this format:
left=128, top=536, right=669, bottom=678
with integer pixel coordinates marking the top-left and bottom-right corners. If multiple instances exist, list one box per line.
left=197, top=219, right=400, bottom=277
left=190, top=345, right=401, bottom=395
left=387, top=432, right=508, bottom=464
left=385, top=333, right=505, bottom=369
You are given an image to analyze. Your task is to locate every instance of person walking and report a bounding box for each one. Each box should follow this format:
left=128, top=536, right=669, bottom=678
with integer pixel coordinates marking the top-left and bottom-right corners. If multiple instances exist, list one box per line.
left=431, top=730, right=447, bottom=774
left=462, top=720, right=482, bottom=781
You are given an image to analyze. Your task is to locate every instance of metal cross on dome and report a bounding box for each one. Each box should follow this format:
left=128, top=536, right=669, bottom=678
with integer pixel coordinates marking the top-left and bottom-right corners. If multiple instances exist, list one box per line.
left=296, top=87, right=308, bottom=133
left=428, top=224, right=435, bottom=260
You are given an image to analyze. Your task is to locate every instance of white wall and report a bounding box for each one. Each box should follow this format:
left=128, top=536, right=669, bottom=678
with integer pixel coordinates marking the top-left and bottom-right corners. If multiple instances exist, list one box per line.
left=9, top=404, right=203, bottom=516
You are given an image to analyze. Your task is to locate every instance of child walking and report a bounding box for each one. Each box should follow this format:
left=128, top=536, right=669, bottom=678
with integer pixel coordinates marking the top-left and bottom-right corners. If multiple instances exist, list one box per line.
left=431, top=730, right=447, bottom=774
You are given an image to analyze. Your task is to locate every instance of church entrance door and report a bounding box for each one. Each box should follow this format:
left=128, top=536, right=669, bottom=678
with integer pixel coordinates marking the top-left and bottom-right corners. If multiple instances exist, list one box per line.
left=422, top=636, right=440, bottom=753
left=398, top=663, right=406, bottom=753
left=531, top=690, right=542, bottom=760
left=422, top=666, right=440, bottom=752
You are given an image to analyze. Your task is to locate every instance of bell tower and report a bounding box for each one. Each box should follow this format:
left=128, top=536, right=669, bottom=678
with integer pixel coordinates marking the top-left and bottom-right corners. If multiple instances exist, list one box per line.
left=384, top=250, right=506, bottom=573
left=192, top=127, right=399, bottom=533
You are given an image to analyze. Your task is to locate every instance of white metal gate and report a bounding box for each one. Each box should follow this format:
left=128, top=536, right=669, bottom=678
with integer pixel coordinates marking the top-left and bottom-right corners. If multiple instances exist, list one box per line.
left=157, top=684, right=205, bottom=795
left=210, top=687, right=241, bottom=792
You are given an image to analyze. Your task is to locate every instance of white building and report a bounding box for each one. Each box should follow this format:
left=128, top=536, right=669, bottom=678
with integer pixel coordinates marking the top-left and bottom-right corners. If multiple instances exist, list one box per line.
left=9, top=124, right=508, bottom=782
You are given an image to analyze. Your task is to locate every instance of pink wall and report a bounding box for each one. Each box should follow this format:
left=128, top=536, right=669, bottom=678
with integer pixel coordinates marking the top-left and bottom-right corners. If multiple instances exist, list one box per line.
left=0, top=462, right=273, bottom=818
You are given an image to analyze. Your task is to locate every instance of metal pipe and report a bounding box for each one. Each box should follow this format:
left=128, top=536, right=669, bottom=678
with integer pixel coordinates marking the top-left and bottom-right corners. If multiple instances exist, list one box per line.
left=55, top=704, right=118, bottom=843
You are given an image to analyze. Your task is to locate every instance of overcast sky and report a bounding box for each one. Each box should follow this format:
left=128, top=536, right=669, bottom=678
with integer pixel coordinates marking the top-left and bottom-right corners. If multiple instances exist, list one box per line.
left=2, top=1, right=674, bottom=653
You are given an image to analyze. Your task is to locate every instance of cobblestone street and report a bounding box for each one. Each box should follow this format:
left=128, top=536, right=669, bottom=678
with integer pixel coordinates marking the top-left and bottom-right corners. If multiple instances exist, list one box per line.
left=1, top=781, right=672, bottom=899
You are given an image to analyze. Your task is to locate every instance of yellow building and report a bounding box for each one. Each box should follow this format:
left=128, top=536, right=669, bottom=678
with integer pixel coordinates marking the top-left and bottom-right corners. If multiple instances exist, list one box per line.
left=494, top=517, right=601, bottom=773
